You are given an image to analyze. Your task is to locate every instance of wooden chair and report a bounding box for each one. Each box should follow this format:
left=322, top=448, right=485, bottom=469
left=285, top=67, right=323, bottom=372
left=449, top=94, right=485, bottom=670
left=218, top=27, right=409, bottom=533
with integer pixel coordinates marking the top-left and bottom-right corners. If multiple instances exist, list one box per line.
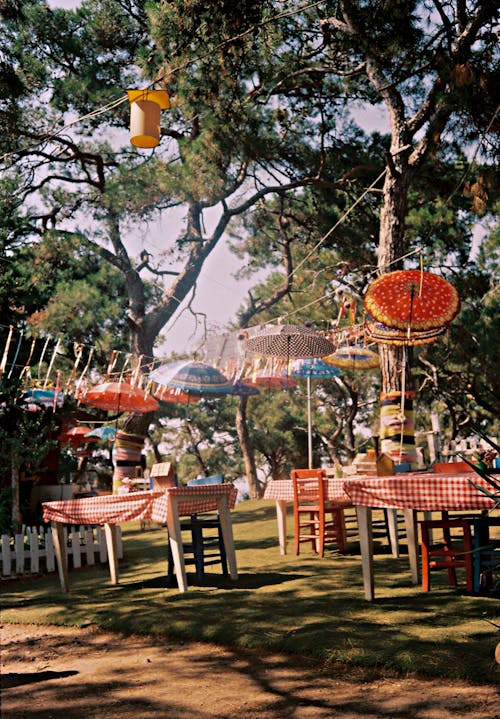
left=291, top=468, right=349, bottom=557
left=420, top=513, right=474, bottom=592
left=167, top=474, right=228, bottom=584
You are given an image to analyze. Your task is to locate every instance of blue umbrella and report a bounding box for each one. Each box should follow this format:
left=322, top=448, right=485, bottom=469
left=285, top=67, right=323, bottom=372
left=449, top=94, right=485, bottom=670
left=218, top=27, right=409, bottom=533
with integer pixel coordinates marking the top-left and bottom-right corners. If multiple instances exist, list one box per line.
left=290, top=358, right=341, bottom=469
left=85, top=426, right=117, bottom=440
left=21, top=388, right=65, bottom=411
left=150, top=360, right=234, bottom=396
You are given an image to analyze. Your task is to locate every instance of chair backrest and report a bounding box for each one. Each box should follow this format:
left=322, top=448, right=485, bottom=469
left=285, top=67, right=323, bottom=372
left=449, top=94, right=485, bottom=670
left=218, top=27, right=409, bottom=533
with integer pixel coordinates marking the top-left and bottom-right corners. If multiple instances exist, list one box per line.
left=432, top=461, right=473, bottom=474
left=150, top=461, right=177, bottom=488
left=187, top=473, right=224, bottom=486
left=291, top=468, right=327, bottom=505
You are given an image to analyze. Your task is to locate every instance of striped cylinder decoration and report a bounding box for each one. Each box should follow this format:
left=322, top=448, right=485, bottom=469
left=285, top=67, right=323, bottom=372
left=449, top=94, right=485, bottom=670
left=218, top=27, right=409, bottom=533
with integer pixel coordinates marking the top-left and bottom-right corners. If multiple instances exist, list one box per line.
left=379, top=391, right=418, bottom=466
left=112, top=431, right=145, bottom=494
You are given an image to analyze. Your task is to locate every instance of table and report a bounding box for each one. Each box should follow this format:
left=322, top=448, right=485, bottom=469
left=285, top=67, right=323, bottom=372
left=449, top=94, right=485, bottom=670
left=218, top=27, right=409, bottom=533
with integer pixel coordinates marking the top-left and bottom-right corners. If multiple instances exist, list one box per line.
left=342, top=473, right=497, bottom=600
left=42, top=485, right=238, bottom=593
left=264, top=477, right=397, bottom=554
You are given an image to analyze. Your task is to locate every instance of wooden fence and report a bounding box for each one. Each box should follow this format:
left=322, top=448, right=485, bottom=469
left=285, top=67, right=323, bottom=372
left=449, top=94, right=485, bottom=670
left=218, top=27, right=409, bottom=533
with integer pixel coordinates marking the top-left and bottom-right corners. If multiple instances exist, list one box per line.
left=0, top=525, right=123, bottom=579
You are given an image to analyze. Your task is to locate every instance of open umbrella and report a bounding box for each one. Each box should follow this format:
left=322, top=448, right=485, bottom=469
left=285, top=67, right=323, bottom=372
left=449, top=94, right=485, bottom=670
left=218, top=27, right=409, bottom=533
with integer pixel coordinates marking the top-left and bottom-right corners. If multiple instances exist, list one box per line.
left=79, top=381, right=159, bottom=413
left=290, top=358, right=341, bottom=468
left=364, top=269, right=460, bottom=332
left=59, top=425, right=99, bottom=448
left=245, top=324, right=335, bottom=360
left=85, top=425, right=117, bottom=440
left=154, top=385, right=202, bottom=404
left=364, top=318, right=446, bottom=346
left=323, top=345, right=380, bottom=370
left=150, top=360, right=234, bottom=396
left=241, top=370, right=298, bottom=390
left=21, top=388, right=65, bottom=411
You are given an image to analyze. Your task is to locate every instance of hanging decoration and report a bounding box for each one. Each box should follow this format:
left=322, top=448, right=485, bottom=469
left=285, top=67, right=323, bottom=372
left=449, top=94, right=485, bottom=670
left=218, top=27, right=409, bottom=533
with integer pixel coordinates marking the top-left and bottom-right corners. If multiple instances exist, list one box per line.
left=323, top=345, right=380, bottom=370
left=126, top=89, right=170, bottom=148
left=364, top=269, right=460, bottom=332
left=78, top=381, right=159, bottom=413
left=245, top=323, right=335, bottom=360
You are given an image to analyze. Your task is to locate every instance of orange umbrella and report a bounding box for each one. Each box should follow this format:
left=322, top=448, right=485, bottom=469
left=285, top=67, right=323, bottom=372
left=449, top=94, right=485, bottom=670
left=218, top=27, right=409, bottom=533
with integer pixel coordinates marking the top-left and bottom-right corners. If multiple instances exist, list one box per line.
left=241, top=373, right=298, bottom=390
left=154, top=385, right=202, bottom=404
left=79, top=381, right=159, bottom=413
left=364, top=270, right=460, bottom=331
left=59, top=425, right=99, bottom=448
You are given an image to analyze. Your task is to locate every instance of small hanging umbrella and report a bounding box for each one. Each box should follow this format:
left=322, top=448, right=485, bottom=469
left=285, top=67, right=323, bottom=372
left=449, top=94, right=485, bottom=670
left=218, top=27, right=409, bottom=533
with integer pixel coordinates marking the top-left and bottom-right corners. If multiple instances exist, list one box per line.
left=79, top=381, right=159, bottom=413
left=241, top=371, right=298, bottom=390
left=245, top=324, right=335, bottom=360
left=290, top=358, right=341, bottom=469
left=364, top=269, right=460, bottom=332
left=230, top=380, right=261, bottom=397
left=85, top=425, right=117, bottom=440
left=59, top=425, right=99, bottom=448
left=149, top=360, right=234, bottom=396
left=21, top=388, right=65, bottom=411
left=364, top=319, right=446, bottom=346
left=154, top=385, right=202, bottom=404
left=323, top=345, right=380, bottom=370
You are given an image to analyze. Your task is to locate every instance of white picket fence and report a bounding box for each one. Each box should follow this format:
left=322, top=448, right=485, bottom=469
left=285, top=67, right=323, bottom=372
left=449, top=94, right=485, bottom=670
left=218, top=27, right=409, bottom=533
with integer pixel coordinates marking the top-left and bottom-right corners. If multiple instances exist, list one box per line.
left=0, top=525, right=123, bottom=579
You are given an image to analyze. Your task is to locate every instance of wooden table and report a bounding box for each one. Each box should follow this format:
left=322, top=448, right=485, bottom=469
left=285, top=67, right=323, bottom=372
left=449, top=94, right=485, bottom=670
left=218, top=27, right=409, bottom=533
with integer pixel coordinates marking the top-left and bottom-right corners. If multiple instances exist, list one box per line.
left=263, top=477, right=402, bottom=557
left=342, top=473, right=497, bottom=600
left=42, top=485, right=238, bottom=593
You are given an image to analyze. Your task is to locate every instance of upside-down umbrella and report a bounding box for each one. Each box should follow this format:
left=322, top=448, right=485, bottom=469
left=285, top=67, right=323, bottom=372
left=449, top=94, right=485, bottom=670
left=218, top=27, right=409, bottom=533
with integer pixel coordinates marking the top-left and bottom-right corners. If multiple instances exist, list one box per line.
left=78, top=381, right=160, bottom=413
left=364, top=318, right=446, bottom=346
left=323, top=345, right=380, bottom=370
left=245, top=324, right=335, bottom=360
left=364, top=269, right=460, bottom=332
left=149, top=360, right=234, bottom=397
left=290, top=358, right=341, bottom=469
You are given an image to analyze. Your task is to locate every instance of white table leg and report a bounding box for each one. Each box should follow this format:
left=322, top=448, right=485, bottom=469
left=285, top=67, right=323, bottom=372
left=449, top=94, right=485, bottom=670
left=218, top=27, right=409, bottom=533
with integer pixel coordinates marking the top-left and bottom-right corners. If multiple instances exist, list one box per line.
left=52, top=522, right=69, bottom=592
left=275, top=500, right=288, bottom=555
left=217, top=497, right=238, bottom=580
left=386, top=508, right=400, bottom=558
left=104, top=524, right=119, bottom=585
left=356, top=506, right=374, bottom=601
left=403, top=509, right=419, bottom=584
left=167, top=495, right=188, bottom=593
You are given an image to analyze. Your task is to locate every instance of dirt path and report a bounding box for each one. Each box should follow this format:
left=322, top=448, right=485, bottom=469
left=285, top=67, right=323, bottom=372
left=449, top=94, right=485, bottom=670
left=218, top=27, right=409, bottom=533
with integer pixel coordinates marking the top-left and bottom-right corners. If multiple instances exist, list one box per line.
left=1, top=623, right=499, bottom=718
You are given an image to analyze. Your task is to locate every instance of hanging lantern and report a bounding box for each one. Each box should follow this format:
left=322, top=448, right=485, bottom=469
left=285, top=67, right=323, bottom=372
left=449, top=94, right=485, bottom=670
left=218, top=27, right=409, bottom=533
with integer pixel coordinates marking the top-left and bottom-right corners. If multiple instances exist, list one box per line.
left=126, top=89, right=170, bottom=149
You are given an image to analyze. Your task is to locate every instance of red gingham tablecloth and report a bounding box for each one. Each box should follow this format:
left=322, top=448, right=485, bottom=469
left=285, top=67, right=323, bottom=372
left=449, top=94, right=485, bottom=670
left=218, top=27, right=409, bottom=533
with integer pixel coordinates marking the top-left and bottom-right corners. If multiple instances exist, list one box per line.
left=43, top=485, right=238, bottom=525
left=342, top=473, right=497, bottom=512
left=263, top=478, right=351, bottom=503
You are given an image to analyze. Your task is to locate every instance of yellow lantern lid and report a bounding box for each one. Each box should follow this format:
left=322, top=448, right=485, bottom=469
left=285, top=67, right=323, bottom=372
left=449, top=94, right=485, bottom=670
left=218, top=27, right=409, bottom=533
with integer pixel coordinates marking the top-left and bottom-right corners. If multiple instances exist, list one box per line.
left=126, top=89, right=170, bottom=110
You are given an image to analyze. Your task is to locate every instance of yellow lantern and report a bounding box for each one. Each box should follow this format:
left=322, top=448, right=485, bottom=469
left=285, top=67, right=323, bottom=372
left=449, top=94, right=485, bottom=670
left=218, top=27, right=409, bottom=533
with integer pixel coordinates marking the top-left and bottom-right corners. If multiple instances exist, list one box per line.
left=126, top=89, right=170, bottom=148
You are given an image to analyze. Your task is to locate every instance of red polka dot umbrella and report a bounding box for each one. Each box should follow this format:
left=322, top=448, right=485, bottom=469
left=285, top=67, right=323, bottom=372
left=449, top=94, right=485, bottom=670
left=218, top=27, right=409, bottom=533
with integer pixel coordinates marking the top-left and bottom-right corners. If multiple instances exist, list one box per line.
left=364, top=270, right=460, bottom=332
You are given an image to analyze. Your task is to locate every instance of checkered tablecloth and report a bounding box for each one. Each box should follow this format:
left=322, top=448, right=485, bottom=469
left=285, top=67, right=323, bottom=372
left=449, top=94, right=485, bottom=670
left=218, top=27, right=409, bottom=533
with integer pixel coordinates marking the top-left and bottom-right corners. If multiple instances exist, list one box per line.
left=43, top=485, right=238, bottom=526
left=342, top=473, right=497, bottom=511
left=150, top=484, right=238, bottom=523
left=263, top=478, right=350, bottom=502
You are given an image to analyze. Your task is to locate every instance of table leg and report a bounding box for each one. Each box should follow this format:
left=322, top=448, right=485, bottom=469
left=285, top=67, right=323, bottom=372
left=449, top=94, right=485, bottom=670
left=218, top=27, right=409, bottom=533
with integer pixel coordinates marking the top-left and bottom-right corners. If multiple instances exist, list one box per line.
left=217, top=497, right=238, bottom=580
left=167, top=496, right=188, bottom=593
left=52, top=522, right=69, bottom=593
left=356, top=506, right=374, bottom=601
left=386, top=508, right=400, bottom=558
left=104, top=524, right=119, bottom=585
left=403, top=509, right=419, bottom=584
left=275, top=500, right=288, bottom=555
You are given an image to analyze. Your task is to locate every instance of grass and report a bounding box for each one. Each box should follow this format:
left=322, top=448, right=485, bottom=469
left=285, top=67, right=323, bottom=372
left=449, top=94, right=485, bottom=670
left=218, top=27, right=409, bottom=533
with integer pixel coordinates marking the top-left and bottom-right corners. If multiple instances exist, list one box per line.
left=1, top=500, right=499, bottom=683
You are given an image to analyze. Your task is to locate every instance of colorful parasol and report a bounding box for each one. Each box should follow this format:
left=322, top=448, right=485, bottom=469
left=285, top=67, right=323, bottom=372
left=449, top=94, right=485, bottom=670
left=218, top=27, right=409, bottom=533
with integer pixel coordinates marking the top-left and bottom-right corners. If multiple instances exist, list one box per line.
left=289, top=358, right=342, bottom=468
left=323, top=345, right=380, bottom=370
left=241, top=371, right=298, bottom=390
left=59, top=425, right=99, bottom=448
left=230, top=380, right=261, bottom=397
left=364, top=319, right=446, bottom=346
left=150, top=360, right=234, bottom=396
left=154, top=385, right=202, bottom=404
left=85, top=425, right=117, bottom=441
left=245, top=324, right=334, bottom=360
left=79, top=381, right=159, bottom=413
left=364, top=269, right=460, bottom=331
left=21, top=388, right=65, bottom=411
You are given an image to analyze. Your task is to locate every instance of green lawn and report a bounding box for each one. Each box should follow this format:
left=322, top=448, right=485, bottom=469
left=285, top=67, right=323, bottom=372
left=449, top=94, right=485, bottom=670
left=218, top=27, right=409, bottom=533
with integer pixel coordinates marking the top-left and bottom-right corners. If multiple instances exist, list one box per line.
left=2, top=500, right=499, bottom=683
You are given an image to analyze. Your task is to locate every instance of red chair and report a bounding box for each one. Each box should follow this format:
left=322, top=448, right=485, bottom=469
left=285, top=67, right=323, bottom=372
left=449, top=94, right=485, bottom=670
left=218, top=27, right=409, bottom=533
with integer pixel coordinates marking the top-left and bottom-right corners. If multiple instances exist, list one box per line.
left=420, top=512, right=474, bottom=593
left=291, top=468, right=350, bottom=557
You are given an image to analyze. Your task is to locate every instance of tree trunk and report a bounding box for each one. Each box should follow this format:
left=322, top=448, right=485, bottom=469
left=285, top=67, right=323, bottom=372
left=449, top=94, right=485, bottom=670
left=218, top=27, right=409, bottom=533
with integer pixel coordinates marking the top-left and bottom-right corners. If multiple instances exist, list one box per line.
left=235, top=396, right=261, bottom=498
